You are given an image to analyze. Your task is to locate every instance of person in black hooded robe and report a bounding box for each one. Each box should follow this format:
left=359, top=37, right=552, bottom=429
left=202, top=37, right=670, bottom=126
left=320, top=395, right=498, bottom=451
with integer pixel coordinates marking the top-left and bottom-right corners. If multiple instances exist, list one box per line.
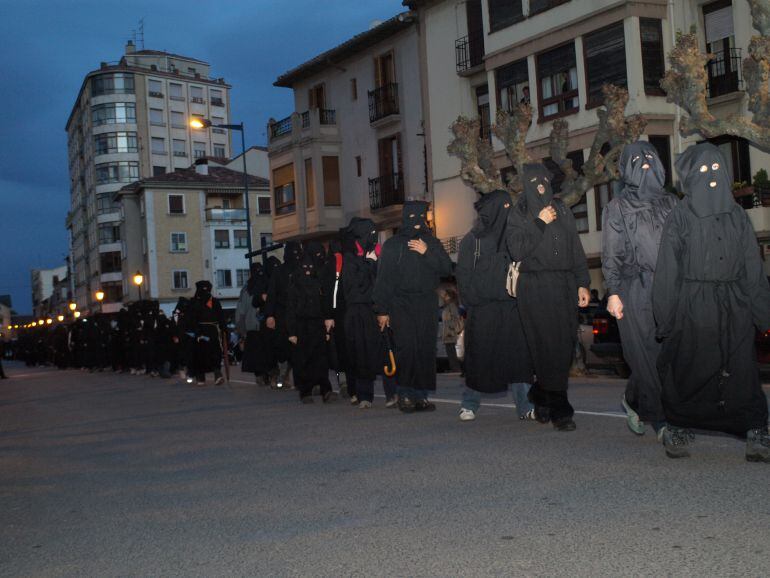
left=328, top=231, right=353, bottom=400
left=507, top=163, right=591, bottom=431
left=455, top=190, right=535, bottom=421
left=188, top=280, right=226, bottom=386
left=373, top=200, right=453, bottom=412
left=602, top=141, right=678, bottom=437
left=342, top=217, right=397, bottom=409
left=653, top=142, right=770, bottom=462
left=238, top=262, right=276, bottom=385
left=265, top=241, right=302, bottom=388
left=286, top=253, right=336, bottom=403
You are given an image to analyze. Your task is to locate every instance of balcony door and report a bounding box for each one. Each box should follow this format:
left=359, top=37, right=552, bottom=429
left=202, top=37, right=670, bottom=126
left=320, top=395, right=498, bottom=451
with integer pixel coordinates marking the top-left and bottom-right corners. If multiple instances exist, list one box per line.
left=375, top=133, right=403, bottom=207
left=308, top=83, right=326, bottom=109
left=703, top=0, right=739, bottom=97
left=374, top=52, right=395, bottom=88
left=466, top=0, right=484, bottom=67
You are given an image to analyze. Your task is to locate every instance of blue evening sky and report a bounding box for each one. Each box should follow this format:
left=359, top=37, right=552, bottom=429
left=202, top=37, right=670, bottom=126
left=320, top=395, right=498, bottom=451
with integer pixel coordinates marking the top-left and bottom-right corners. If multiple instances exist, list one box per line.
left=0, top=0, right=404, bottom=313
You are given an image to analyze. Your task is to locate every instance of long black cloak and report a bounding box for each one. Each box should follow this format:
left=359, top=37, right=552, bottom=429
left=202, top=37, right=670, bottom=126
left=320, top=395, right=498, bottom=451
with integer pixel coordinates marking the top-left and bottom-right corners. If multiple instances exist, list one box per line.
left=456, top=190, right=533, bottom=393
left=342, top=217, right=382, bottom=381
left=265, top=242, right=302, bottom=363
left=602, top=141, right=678, bottom=422
left=188, top=280, right=225, bottom=375
left=507, top=164, right=590, bottom=392
left=653, top=142, right=770, bottom=434
left=372, top=201, right=453, bottom=391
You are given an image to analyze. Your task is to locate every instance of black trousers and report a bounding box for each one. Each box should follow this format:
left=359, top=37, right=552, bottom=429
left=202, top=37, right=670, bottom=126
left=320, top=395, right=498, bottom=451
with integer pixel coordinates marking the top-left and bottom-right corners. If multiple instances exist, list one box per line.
left=0, top=358, right=6, bottom=378
left=297, top=376, right=332, bottom=399
left=528, top=383, right=574, bottom=421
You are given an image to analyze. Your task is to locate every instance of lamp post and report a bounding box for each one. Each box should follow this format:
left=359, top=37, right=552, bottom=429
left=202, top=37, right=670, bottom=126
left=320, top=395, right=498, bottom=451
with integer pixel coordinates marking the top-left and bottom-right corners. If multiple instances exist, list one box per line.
left=133, top=271, right=144, bottom=301
left=69, top=302, right=77, bottom=313
left=95, top=290, right=105, bottom=313
left=190, top=117, right=253, bottom=263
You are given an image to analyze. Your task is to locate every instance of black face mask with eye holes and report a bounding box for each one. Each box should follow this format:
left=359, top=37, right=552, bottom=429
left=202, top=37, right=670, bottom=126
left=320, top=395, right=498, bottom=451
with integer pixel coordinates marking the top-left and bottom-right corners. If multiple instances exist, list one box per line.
left=619, top=141, right=666, bottom=202
left=675, top=142, right=735, bottom=217
left=521, top=163, right=554, bottom=218
left=401, top=201, right=430, bottom=238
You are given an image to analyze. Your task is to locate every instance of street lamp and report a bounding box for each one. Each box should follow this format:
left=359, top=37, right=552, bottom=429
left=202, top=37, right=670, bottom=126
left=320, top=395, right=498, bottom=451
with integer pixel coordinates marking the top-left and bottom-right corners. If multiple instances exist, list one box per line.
left=73, top=311, right=81, bottom=319
left=190, top=116, right=253, bottom=263
left=133, top=271, right=144, bottom=301
left=69, top=302, right=77, bottom=312
left=46, top=319, right=53, bottom=325
left=95, top=289, right=105, bottom=312
left=57, top=315, right=64, bottom=322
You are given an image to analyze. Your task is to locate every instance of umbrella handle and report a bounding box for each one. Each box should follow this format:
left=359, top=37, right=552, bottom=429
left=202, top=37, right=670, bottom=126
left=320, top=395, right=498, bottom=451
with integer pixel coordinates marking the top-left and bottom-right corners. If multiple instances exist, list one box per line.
left=384, top=350, right=397, bottom=377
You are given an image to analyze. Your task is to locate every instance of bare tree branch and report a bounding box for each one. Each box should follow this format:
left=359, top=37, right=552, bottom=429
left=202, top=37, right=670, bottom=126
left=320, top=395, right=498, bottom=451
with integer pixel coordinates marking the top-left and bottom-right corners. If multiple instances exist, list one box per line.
left=447, top=116, right=503, bottom=194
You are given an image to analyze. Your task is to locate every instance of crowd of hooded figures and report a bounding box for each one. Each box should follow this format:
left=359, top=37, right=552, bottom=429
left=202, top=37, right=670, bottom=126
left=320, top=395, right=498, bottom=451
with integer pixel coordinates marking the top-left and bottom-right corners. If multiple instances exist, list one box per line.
left=9, top=141, right=770, bottom=463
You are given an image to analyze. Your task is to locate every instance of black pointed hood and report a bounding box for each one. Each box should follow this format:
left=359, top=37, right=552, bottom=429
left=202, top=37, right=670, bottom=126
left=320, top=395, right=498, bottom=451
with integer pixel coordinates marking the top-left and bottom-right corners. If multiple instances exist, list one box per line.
left=619, top=141, right=666, bottom=201
left=266, top=255, right=282, bottom=277
left=473, top=190, right=512, bottom=249
left=348, top=217, right=378, bottom=252
left=194, top=280, right=212, bottom=300
left=400, top=201, right=430, bottom=238
left=521, top=164, right=554, bottom=218
left=304, top=240, right=327, bottom=268
left=283, top=241, right=302, bottom=265
left=675, top=142, right=735, bottom=217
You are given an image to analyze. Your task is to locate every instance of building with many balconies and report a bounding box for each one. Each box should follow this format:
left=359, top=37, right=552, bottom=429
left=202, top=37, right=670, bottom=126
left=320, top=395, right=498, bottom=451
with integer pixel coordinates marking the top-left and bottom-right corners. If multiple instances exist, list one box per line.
left=267, top=13, right=425, bottom=242
left=65, top=40, right=232, bottom=313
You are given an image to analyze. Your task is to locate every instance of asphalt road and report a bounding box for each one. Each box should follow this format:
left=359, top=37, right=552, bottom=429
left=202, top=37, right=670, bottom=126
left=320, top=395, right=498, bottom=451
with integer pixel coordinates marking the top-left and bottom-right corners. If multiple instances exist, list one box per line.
left=1, top=362, right=769, bottom=577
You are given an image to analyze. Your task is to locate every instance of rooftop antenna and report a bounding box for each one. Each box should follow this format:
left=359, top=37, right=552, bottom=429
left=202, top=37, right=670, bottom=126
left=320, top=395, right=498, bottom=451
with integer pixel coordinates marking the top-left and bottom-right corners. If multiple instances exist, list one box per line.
left=132, top=18, right=145, bottom=50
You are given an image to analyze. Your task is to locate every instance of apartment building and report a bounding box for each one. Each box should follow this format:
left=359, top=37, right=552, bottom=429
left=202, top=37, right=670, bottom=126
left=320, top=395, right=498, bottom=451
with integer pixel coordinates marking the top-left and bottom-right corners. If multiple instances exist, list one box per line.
left=267, top=13, right=425, bottom=241
left=31, top=265, right=68, bottom=318
left=115, top=162, right=271, bottom=314
left=65, top=40, right=232, bottom=313
left=407, top=0, right=770, bottom=285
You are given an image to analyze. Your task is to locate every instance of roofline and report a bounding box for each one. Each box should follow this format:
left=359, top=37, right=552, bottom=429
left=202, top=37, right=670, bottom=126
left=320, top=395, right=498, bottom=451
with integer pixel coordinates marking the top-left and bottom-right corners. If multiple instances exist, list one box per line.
left=131, top=50, right=209, bottom=65
left=274, top=11, right=416, bottom=88
left=65, top=63, right=231, bottom=131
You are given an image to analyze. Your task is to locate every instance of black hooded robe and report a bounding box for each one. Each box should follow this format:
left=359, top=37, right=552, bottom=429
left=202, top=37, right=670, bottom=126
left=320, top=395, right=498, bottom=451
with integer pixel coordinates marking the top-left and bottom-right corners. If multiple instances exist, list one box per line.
left=342, top=218, right=383, bottom=382
left=189, top=281, right=225, bottom=378
left=456, top=190, right=533, bottom=393
left=653, top=143, right=770, bottom=435
left=265, top=242, right=302, bottom=366
left=286, top=255, right=332, bottom=397
left=240, top=262, right=276, bottom=376
left=602, top=141, right=678, bottom=423
left=373, top=201, right=453, bottom=393
left=507, top=164, right=590, bottom=419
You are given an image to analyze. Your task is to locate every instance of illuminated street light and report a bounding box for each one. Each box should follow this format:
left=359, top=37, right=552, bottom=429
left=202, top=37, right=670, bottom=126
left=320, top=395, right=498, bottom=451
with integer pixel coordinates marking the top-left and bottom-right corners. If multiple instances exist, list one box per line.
left=133, top=271, right=144, bottom=301
left=74, top=311, right=81, bottom=319
left=69, top=302, right=77, bottom=311
left=57, top=315, right=64, bottom=322
left=46, top=319, right=53, bottom=325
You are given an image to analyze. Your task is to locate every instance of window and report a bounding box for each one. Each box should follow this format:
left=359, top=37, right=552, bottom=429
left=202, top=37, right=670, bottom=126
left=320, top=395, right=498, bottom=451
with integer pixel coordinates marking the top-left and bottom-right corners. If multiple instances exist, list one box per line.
left=648, top=135, right=672, bottom=186
left=170, top=111, right=186, bottom=128
left=476, top=85, right=491, bottom=142
left=351, top=78, right=358, bottom=100
left=583, top=22, right=627, bottom=108
left=95, top=161, right=139, bottom=184
left=102, top=281, right=123, bottom=302
left=488, top=0, right=524, bottom=32
left=257, top=196, right=271, bottom=214
left=214, top=229, right=230, bottom=249
left=234, top=229, right=249, bottom=249
left=212, top=116, right=226, bottom=134
left=356, top=156, right=362, bottom=177
left=210, top=89, right=224, bottom=106
left=151, top=137, right=166, bottom=154
left=216, top=269, right=232, bottom=288
left=260, top=233, right=273, bottom=248
left=148, top=79, right=163, bottom=97
left=529, top=0, right=570, bottom=17
left=323, top=156, right=341, bottom=206
left=94, top=132, right=138, bottom=155
left=640, top=18, right=666, bottom=95
left=99, top=251, right=122, bottom=273
left=594, top=182, right=615, bottom=232
left=273, top=163, right=296, bottom=215
left=707, top=135, right=751, bottom=185
left=168, top=194, right=185, bottom=214
left=190, top=86, right=205, bottom=103
left=536, top=43, right=579, bottom=120
left=193, top=141, right=206, bottom=159
left=188, top=67, right=197, bottom=75
left=213, top=144, right=226, bottom=158
left=150, top=108, right=165, bottom=126
left=91, top=73, right=134, bottom=96
left=173, top=139, right=187, bottom=157
left=305, top=158, right=315, bottom=209
left=98, top=224, right=121, bottom=244
left=704, top=0, right=739, bottom=97
left=92, top=103, right=136, bottom=126
left=545, top=151, right=587, bottom=232
left=191, top=114, right=205, bottom=130
left=172, top=270, right=189, bottom=290
left=236, top=269, right=250, bottom=288
left=170, top=232, right=187, bottom=252
left=496, top=59, right=529, bottom=111
left=96, top=194, right=119, bottom=214
left=170, top=83, right=184, bottom=100
left=153, top=165, right=166, bottom=176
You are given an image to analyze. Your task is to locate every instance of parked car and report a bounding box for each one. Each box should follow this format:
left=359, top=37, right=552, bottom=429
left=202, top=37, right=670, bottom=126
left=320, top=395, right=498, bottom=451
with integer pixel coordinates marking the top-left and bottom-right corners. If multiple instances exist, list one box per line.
left=578, top=305, right=630, bottom=377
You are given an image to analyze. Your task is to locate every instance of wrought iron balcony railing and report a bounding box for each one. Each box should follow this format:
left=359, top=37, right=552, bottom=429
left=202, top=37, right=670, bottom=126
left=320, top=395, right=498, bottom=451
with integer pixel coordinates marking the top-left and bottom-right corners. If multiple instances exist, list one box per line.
left=368, top=83, right=399, bottom=123
left=368, top=172, right=404, bottom=210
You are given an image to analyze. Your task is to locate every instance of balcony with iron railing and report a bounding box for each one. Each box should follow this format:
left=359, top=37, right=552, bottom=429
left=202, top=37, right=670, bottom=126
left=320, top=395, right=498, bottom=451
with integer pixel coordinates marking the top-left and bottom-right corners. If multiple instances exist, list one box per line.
left=455, top=32, right=484, bottom=73
left=205, top=208, right=247, bottom=221
left=268, top=108, right=338, bottom=146
left=368, top=83, right=399, bottom=124
left=368, top=172, right=404, bottom=211
left=707, top=48, right=743, bottom=98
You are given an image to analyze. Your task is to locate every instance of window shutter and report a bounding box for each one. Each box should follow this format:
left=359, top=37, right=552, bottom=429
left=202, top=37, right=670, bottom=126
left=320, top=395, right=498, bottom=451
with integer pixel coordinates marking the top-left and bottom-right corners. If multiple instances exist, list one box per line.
left=705, top=6, right=734, bottom=43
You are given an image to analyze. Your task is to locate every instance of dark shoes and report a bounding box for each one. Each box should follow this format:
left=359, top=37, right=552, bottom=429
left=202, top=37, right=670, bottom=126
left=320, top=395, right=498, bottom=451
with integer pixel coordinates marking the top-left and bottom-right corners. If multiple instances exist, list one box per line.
left=414, top=400, right=436, bottom=412
left=322, top=391, right=337, bottom=404
left=534, top=405, right=551, bottom=424
left=552, top=417, right=577, bottom=432
left=398, top=397, right=416, bottom=413
left=214, top=372, right=225, bottom=386
left=746, top=428, right=770, bottom=463
left=300, top=396, right=314, bottom=404
left=661, top=426, right=694, bottom=459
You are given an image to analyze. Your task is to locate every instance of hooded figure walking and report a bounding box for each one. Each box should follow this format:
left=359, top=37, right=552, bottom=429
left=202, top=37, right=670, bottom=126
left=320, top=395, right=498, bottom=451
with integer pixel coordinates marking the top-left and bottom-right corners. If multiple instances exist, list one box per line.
left=602, top=141, right=678, bottom=437
left=373, top=201, right=453, bottom=412
left=507, top=164, right=591, bottom=431
left=455, top=190, right=535, bottom=422
left=237, top=262, right=276, bottom=385
left=189, top=280, right=226, bottom=386
left=653, top=142, right=770, bottom=462
left=342, top=217, right=398, bottom=409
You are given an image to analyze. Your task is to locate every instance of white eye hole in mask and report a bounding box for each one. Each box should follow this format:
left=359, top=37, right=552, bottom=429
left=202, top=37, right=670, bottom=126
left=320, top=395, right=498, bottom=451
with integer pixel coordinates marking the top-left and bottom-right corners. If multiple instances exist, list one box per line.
left=699, top=164, right=708, bottom=173
left=712, top=162, right=720, bottom=171
left=503, top=202, right=511, bottom=209
left=537, top=183, right=546, bottom=194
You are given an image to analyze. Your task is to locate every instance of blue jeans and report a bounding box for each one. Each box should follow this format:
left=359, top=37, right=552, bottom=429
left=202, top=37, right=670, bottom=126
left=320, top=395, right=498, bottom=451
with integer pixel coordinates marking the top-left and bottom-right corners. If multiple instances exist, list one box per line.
left=398, top=386, right=428, bottom=401
left=461, top=383, right=533, bottom=418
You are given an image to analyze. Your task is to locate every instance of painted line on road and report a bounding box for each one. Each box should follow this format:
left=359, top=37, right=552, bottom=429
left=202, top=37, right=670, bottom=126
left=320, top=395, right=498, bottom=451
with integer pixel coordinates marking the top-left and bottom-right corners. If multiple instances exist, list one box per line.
left=229, top=379, right=626, bottom=419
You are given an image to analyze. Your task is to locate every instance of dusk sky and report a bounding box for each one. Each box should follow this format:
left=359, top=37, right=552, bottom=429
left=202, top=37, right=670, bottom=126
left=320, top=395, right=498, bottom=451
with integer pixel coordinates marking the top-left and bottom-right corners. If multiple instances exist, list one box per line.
left=0, top=0, right=405, bottom=313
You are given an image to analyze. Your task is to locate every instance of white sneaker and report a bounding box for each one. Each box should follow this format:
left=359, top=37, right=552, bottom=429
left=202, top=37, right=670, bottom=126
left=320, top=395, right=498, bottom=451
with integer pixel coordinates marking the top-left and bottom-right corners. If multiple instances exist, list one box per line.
left=519, top=409, right=537, bottom=421
left=385, top=396, right=398, bottom=408
left=358, top=400, right=372, bottom=409
left=459, top=408, right=476, bottom=421
left=350, top=395, right=359, bottom=405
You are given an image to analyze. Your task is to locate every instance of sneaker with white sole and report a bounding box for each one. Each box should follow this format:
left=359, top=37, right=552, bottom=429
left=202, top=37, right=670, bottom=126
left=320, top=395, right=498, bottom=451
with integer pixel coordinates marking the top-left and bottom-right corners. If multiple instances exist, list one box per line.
left=358, top=400, right=372, bottom=409
left=459, top=408, right=476, bottom=421
left=385, top=397, right=398, bottom=409
left=519, top=409, right=537, bottom=421
left=622, top=395, right=645, bottom=435
left=350, top=395, right=359, bottom=406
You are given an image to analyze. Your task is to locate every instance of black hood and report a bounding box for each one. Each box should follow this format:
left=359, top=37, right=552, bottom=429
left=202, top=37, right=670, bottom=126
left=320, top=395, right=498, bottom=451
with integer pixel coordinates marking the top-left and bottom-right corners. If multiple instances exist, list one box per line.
left=400, top=201, right=430, bottom=238
left=246, top=262, right=264, bottom=295
left=266, top=256, right=282, bottom=277
left=619, top=141, right=666, bottom=201
left=195, top=280, right=212, bottom=300
left=473, top=190, right=512, bottom=249
left=297, top=253, right=318, bottom=279
left=521, top=164, right=554, bottom=218
left=347, top=217, right=378, bottom=252
left=304, top=241, right=327, bottom=268
left=675, top=142, right=735, bottom=217
left=284, top=241, right=303, bottom=265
